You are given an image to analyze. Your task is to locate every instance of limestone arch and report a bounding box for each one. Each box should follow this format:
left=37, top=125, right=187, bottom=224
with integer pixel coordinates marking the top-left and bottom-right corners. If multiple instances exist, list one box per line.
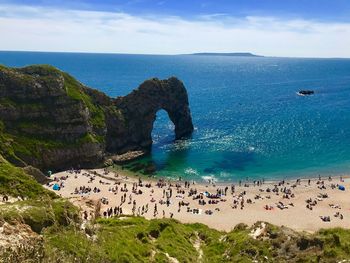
left=112, top=77, right=194, bottom=153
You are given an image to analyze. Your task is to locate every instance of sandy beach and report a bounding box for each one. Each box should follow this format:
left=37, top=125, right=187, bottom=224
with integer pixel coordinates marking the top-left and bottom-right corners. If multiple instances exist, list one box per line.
left=45, top=167, right=350, bottom=232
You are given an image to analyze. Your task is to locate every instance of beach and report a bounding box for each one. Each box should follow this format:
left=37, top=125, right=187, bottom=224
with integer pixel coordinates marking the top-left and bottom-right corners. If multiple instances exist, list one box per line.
left=45, top=167, right=350, bottom=232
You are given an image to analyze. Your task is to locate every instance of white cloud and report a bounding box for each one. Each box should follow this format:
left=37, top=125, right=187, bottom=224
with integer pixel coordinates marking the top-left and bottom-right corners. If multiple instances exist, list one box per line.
left=0, top=4, right=349, bottom=57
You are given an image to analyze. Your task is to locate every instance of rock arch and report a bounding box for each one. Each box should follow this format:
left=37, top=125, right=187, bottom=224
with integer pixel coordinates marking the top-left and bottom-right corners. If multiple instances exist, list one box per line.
left=110, top=77, right=194, bottom=153
left=0, top=65, right=194, bottom=169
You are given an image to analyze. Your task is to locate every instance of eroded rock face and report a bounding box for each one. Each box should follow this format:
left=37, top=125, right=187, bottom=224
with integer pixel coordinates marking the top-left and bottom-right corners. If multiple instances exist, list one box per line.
left=0, top=65, right=105, bottom=169
left=108, top=77, right=194, bottom=153
left=0, top=65, right=194, bottom=171
left=0, top=221, right=44, bottom=262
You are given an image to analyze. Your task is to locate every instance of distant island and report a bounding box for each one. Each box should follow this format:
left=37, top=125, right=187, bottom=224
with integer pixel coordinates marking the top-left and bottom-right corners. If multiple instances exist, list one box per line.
left=190, top=52, right=263, bottom=57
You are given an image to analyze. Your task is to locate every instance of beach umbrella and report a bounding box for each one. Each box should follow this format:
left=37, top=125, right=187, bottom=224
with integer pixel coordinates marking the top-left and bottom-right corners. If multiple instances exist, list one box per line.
left=47, top=170, right=52, bottom=177
left=338, top=185, right=345, bottom=191
left=53, top=184, right=60, bottom=191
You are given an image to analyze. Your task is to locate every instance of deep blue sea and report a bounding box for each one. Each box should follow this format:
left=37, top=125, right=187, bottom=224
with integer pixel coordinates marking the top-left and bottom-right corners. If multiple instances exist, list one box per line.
left=1, top=51, right=350, bottom=182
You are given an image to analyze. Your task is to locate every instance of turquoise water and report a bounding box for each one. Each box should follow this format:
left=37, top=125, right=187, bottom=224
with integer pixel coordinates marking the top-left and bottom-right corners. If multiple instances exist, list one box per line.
left=1, top=51, right=350, bottom=182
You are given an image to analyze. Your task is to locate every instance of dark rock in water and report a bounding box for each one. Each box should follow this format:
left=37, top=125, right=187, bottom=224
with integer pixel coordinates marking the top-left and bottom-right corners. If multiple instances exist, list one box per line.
left=298, top=90, right=314, bottom=96
left=110, top=151, right=146, bottom=164
left=0, top=64, right=194, bottom=171
left=126, top=161, right=157, bottom=175
left=129, top=162, right=146, bottom=172
left=143, top=162, right=157, bottom=175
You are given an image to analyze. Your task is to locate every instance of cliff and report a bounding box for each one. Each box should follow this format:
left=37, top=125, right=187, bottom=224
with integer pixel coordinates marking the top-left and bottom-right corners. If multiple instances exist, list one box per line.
left=0, top=64, right=194, bottom=171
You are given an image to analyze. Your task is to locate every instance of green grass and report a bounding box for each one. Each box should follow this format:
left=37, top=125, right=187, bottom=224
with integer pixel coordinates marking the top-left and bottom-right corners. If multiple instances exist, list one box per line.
left=42, top=217, right=270, bottom=263
left=0, top=97, right=44, bottom=111
left=39, top=216, right=350, bottom=262
left=319, top=228, right=350, bottom=259
left=0, top=124, right=65, bottom=162
left=19, top=64, right=62, bottom=75
left=43, top=217, right=202, bottom=263
left=43, top=226, right=109, bottom=263
left=0, top=154, right=54, bottom=199
left=51, top=199, right=81, bottom=226
left=0, top=124, right=102, bottom=167
left=224, top=227, right=272, bottom=262
left=0, top=119, right=102, bottom=163
left=0, top=65, right=107, bottom=167
left=78, top=133, right=105, bottom=144
left=63, top=72, right=106, bottom=130
left=0, top=198, right=80, bottom=233
left=150, top=219, right=198, bottom=262
left=9, top=134, right=63, bottom=158
left=0, top=151, right=79, bottom=233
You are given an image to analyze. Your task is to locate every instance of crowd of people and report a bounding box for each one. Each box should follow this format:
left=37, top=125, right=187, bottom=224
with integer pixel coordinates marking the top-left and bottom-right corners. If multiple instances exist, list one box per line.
left=47, top=169, right=348, bottom=227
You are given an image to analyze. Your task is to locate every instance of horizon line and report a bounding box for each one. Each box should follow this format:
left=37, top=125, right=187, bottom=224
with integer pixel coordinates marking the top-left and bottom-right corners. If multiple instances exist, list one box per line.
left=0, top=49, right=350, bottom=60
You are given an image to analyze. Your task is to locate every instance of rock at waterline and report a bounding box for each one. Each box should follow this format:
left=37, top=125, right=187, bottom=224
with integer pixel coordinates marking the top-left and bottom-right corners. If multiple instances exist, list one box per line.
left=297, top=90, right=314, bottom=96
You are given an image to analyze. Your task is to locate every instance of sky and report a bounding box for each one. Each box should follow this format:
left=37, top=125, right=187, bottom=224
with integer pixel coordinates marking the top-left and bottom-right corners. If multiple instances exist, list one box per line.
left=0, top=0, right=350, bottom=57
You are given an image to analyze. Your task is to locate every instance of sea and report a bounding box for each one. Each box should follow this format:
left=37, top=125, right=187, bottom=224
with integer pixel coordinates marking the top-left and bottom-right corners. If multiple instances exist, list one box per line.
left=1, top=51, right=350, bottom=182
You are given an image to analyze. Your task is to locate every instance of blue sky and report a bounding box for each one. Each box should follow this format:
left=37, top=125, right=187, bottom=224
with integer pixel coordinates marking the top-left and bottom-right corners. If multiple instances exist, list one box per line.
left=0, top=0, right=349, bottom=57
left=4, top=0, right=350, bottom=21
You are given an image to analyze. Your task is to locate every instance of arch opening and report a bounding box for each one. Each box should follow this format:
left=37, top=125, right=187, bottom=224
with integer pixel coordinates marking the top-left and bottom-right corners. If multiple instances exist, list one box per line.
left=151, top=109, right=175, bottom=147
left=109, top=77, right=194, bottom=154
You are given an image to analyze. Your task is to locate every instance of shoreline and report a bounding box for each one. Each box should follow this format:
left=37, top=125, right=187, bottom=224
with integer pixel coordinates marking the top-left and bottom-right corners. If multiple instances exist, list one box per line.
left=111, top=163, right=350, bottom=186
left=45, top=166, right=350, bottom=232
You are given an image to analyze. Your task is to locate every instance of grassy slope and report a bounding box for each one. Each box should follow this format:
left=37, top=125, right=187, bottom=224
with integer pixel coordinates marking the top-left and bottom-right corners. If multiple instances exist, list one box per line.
left=43, top=216, right=350, bottom=263
left=0, top=154, right=79, bottom=229
left=1, top=152, right=350, bottom=262
left=0, top=154, right=54, bottom=199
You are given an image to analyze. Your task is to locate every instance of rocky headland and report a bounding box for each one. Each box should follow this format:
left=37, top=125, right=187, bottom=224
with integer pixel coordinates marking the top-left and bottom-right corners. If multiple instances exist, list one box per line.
left=0, top=64, right=194, bottom=172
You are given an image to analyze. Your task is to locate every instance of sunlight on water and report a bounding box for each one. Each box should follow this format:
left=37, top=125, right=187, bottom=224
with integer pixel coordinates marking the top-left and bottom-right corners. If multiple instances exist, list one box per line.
left=2, top=51, right=350, bottom=181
